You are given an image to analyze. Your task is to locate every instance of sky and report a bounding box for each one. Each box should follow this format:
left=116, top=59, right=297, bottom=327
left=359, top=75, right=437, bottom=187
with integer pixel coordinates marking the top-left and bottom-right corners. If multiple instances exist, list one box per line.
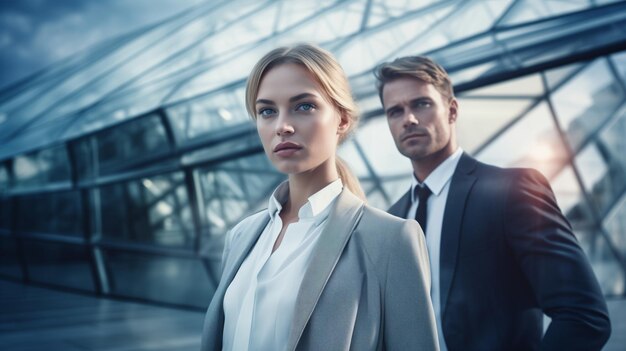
left=0, top=0, right=206, bottom=91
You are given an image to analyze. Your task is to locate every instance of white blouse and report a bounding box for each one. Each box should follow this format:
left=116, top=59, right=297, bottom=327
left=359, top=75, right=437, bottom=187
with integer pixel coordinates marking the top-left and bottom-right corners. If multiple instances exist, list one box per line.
left=222, top=179, right=343, bottom=351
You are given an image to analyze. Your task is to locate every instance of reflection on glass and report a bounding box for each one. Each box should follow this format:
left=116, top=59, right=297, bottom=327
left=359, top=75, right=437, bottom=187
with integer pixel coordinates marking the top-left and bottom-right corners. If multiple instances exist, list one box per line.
left=0, top=163, right=8, bottom=194
left=456, top=97, right=532, bottom=153
left=353, top=117, right=412, bottom=177
left=550, top=166, right=594, bottom=229
left=93, top=172, right=194, bottom=248
left=15, top=191, right=82, bottom=236
left=13, top=145, right=71, bottom=189
left=167, top=88, right=248, bottom=143
left=197, top=154, right=284, bottom=255
left=74, top=114, right=171, bottom=180
left=574, top=230, right=625, bottom=296
left=476, top=102, right=568, bottom=180
left=604, top=195, right=626, bottom=264
left=575, top=143, right=625, bottom=215
left=599, top=105, right=626, bottom=172
left=0, top=236, right=21, bottom=279
left=551, top=59, right=624, bottom=149
left=22, top=240, right=95, bottom=292
left=463, top=74, right=544, bottom=97
left=105, top=250, right=214, bottom=307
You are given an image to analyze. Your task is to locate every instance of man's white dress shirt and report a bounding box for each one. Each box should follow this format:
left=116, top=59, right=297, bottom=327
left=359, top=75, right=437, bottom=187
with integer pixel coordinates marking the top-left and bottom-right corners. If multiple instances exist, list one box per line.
left=222, top=179, right=343, bottom=351
left=408, top=147, right=463, bottom=351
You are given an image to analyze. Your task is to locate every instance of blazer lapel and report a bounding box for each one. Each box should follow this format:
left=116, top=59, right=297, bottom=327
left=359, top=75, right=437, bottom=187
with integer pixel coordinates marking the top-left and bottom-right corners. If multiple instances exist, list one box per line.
left=221, top=212, right=271, bottom=294
left=440, top=153, right=477, bottom=319
left=286, top=189, right=365, bottom=351
left=204, top=211, right=270, bottom=349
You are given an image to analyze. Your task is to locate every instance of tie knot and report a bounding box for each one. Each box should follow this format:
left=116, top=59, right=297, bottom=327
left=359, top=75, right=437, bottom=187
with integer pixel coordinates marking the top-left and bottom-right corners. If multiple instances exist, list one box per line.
left=415, top=185, right=432, bottom=202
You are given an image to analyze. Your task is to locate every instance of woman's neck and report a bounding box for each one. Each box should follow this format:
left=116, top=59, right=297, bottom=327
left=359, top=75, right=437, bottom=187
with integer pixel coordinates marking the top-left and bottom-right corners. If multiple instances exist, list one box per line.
left=284, top=158, right=339, bottom=217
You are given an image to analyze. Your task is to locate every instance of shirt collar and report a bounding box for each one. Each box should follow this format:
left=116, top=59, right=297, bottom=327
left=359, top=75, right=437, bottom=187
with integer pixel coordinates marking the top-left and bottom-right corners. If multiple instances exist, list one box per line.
left=411, top=148, right=464, bottom=202
left=268, top=179, right=343, bottom=226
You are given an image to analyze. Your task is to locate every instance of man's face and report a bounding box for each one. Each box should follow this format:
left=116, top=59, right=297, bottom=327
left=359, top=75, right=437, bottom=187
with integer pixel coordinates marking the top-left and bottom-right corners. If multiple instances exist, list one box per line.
left=382, top=77, right=457, bottom=162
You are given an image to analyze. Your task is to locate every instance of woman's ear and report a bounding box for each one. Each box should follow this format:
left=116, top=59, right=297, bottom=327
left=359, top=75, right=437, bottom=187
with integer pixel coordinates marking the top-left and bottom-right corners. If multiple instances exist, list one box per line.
left=337, top=111, right=351, bottom=134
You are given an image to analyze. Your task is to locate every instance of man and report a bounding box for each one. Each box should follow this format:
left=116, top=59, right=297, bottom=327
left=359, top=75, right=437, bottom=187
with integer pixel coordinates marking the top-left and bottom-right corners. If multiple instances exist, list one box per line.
left=375, top=56, right=610, bottom=350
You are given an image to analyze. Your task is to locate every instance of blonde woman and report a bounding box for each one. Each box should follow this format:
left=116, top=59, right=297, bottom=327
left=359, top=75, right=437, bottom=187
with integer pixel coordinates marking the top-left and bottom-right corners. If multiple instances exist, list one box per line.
left=201, top=44, right=438, bottom=351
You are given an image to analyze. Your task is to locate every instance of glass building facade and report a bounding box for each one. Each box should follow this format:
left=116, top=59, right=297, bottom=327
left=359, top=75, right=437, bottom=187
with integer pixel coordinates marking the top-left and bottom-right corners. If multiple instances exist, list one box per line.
left=1, top=0, right=625, bottom=308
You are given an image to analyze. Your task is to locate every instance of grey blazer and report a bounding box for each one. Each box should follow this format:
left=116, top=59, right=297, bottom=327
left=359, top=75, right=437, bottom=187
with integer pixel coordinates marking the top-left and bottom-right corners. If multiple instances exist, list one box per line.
left=201, top=188, right=439, bottom=351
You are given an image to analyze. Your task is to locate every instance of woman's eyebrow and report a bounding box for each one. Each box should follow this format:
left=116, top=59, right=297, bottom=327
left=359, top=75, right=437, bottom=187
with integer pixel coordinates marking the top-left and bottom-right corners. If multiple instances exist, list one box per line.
left=289, top=92, right=317, bottom=103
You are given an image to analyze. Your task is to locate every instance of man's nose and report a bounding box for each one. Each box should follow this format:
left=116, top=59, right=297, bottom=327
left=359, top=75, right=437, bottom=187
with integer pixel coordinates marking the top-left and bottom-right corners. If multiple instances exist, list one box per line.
left=402, top=110, right=419, bottom=127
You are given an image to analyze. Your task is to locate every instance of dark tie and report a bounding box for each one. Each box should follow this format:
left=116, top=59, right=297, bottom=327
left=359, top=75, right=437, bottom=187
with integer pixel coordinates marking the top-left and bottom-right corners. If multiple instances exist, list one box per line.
left=414, top=185, right=432, bottom=234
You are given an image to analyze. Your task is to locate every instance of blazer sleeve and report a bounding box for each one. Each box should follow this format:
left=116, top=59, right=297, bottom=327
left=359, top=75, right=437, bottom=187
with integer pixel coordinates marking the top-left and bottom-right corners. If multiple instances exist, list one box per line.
left=383, top=219, right=440, bottom=351
left=504, top=169, right=611, bottom=350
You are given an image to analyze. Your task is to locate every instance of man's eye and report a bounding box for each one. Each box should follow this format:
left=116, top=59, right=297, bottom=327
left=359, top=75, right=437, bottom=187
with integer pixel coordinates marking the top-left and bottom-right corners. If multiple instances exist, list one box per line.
left=387, top=109, right=401, bottom=118
left=414, top=101, right=431, bottom=108
left=296, top=103, right=315, bottom=112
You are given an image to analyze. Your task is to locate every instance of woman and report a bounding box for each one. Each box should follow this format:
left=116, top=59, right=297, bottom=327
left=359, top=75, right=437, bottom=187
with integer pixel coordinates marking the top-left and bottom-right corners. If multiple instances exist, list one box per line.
left=202, top=43, right=438, bottom=351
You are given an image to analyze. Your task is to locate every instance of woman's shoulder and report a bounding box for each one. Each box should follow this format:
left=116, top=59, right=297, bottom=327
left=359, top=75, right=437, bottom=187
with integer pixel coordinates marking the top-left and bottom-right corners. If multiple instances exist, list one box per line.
left=354, top=204, right=420, bottom=247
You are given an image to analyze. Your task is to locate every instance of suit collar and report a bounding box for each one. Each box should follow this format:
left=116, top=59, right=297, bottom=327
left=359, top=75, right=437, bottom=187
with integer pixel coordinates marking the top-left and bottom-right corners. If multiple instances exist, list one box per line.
left=440, top=152, right=477, bottom=319
left=286, top=188, right=364, bottom=351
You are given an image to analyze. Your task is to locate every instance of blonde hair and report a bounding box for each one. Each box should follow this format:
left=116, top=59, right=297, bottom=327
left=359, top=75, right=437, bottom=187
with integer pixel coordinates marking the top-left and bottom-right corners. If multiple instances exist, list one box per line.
left=245, top=43, right=365, bottom=201
left=374, top=56, right=454, bottom=103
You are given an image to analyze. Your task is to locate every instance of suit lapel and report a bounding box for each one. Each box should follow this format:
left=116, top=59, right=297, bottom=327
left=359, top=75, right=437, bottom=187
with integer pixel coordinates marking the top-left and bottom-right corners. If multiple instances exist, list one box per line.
left=286, top=189, right=364, bottom=351
left=388, top=189, right=411, bottom=218
left=440, top=153, right=477, bottom=319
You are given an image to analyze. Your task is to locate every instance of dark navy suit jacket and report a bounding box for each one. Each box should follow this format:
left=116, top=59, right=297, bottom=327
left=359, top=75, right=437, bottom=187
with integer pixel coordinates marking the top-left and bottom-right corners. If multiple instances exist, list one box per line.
left=388, top=153, right=610, bottom=351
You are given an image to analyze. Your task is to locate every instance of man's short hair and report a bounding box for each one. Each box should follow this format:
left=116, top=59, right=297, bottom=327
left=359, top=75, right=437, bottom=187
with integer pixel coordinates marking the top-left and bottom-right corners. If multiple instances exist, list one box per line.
left=374, top=56, right=454, bottom=104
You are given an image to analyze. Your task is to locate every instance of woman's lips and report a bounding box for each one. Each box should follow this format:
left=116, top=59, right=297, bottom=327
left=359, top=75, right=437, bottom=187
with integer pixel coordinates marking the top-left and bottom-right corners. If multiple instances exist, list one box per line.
left=273, top=141, right=302, bottom=157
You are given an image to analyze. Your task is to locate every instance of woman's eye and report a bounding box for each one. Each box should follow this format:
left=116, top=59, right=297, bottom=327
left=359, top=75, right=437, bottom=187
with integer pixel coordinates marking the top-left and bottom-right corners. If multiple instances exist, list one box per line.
left=296, top=103, right=315, bottom=112
left=257, top=108, right=275, bottom=118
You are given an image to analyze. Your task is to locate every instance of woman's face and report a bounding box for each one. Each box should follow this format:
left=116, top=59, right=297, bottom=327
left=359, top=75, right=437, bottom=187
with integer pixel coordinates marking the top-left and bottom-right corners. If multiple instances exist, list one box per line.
left=254, top=63, right=348, bottom=175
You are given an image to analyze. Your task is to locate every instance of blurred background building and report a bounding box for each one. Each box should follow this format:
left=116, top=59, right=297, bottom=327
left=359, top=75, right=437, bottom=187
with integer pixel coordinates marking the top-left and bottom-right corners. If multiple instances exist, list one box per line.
left=0, top=0, right=625, bottom=346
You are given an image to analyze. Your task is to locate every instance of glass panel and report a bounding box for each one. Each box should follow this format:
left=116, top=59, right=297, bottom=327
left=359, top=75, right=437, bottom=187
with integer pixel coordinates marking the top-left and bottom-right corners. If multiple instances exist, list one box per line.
left=500, top=0, right=593, bottom=26
left=0, top=162, right=8, bottom=194
left=477, top=102, right=568, bottom=180
left=574, top=230, right=625, bottom=296
left=599, top=104, right=626, bottom=171
left=13, top=145, right=71, bottom=190
left=0, top=197, right=12, bottom=231
left=456, top=97, right=533, bottom=153
left=93, top=172, right=193, bottom=248
left=463, top=74, right=544, bottom=97
left=381, top=177, right=414, bottom=208
left=612, top=51, right=626, bottom=82
left=544, top=63, right=584, bottom=90
left=551, top=166, right=595, bottom=230
left=74, top=114, right=171, bottom=181
left=104, top=250, right=214, bottom=307
left=166, top=87, right=248, bottom=143
left=22, top=240, right=95, bottom=292
left=352, top=117, right=413, bottom=177
left=196, top=153, right=284, bottom=256
left=15, top=190, right=82, bottom=236
left=367, top=0, right=443, bottom=27
left=575, top=142, right=625, bottom=215
left=0, top=235, right=21, bottom=279
left=338, top=139, right=370, bottom=178
left=551, top=59, right=624, bottom=149
left=604, top=195, right=626, bottom=263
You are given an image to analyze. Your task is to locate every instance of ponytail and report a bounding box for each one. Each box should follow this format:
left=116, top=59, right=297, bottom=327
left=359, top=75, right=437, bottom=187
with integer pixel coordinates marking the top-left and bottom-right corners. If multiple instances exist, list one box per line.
left=336, top=157, right=366, bottom=201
